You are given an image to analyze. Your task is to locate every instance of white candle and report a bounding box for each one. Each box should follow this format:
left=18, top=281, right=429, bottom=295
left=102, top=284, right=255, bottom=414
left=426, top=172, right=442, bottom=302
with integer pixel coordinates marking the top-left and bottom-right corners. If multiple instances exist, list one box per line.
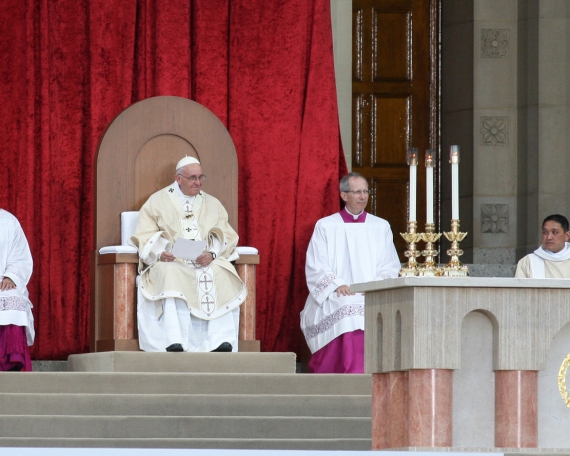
left=410, top=165, right=417, bottom=221
left=425, top=149, right=435, bottom=224
left=450, top=145, right=460, bottom=220
left=407, top=148, right=418, bottom=222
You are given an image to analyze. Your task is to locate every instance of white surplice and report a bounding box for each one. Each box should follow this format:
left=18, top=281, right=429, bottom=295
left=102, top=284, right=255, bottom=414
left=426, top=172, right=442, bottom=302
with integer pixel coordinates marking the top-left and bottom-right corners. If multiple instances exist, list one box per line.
left=515, top=243, right=570, bottom=278
left=300, top=212, right=400, bottom=353
left=0, top=209, right=35, bottom=345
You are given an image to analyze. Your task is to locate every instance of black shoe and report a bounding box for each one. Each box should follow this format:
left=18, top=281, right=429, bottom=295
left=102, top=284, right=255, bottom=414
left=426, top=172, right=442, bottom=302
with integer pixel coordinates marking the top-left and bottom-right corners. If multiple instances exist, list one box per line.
left=211, top=342, right=233, bottom=352
left=166, top=343, right=184, bottom=352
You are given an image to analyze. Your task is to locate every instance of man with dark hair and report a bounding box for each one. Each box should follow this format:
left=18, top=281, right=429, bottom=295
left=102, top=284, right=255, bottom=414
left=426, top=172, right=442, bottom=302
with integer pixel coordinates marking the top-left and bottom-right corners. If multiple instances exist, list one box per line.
left=300, top=172, right=400, bottom=373
left=515, top=214, right=570, bottom=278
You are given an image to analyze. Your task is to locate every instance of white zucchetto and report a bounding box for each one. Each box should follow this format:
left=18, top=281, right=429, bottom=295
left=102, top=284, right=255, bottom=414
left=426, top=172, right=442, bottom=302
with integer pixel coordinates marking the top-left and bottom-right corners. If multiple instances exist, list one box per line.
left=176, top=156, right=201, bottom=170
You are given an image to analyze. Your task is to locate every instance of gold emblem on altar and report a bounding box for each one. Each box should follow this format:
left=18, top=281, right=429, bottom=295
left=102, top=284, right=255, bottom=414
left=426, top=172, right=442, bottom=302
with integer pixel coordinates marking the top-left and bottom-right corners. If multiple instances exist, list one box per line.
left=558, top=353, right=570, bottom=408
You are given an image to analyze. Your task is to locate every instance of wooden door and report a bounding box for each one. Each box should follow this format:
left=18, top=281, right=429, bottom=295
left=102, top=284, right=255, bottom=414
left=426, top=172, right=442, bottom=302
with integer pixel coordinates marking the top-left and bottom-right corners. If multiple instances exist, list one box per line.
left=352, top=0, right=440, bottom=259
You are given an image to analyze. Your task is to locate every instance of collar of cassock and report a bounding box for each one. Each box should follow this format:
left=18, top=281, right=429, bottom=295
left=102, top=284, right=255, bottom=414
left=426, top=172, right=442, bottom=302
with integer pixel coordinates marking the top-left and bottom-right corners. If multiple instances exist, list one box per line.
left=340, top=207, right=367, bottom=223
left=533, top=242, right=570, bottom=261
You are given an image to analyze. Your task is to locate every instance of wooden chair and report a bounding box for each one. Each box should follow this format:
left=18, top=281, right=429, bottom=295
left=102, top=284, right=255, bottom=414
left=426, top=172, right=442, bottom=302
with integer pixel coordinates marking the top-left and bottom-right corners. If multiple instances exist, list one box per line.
left=91, top=96, right=260, bottom=352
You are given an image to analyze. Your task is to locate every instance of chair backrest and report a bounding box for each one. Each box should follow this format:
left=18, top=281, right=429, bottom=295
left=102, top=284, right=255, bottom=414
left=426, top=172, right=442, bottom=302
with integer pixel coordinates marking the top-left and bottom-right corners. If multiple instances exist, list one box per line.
left=94, top=96, right=238, bottom=250
left=121, top=212, right=139, bottom=246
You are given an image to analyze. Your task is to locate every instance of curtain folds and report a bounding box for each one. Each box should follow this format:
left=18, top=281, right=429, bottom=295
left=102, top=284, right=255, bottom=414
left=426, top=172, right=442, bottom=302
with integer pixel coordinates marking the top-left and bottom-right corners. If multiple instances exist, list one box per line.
left=0, top=0, right=346, bottom=359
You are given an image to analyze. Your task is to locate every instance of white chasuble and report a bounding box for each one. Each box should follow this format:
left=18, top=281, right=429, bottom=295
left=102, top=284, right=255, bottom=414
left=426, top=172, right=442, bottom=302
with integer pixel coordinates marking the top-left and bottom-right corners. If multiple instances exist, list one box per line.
left=0, top=210, right=35, bottom=345
left=300, top=212, right=400, bottom=353
left=130, top=183, right=247, bottom=352
left=515, top=243, right=570, bottom=278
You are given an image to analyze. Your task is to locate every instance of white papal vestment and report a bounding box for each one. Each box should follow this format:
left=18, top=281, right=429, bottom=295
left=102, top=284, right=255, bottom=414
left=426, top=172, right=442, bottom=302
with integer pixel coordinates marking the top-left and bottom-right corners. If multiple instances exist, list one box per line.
left=300, top=212, right=400, bottom=354
left=131, top=183, right=247, bottom=352
left=515, top=243, right=570, bottom=278
left=0, top=209, right=35, bottom=345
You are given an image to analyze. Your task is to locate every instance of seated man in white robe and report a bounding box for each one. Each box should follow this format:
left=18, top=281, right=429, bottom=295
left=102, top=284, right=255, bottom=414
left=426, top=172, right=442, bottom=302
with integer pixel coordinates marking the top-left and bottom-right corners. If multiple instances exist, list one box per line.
left=515, top=214, right=570, bottom=278
left=131, top=156, right=247, bottom=352
left=300, top=172, right=400, bottom=373
left=0, top=209, right=35, bottom=371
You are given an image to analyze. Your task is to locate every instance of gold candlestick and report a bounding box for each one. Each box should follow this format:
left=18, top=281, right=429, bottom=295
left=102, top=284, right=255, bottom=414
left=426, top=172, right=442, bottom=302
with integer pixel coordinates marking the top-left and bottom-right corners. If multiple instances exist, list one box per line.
left=399, top=221, right=422, bottom=277
left=419, top=223, right=442, bottom=276
left=442, top=219, right=469, bottom=277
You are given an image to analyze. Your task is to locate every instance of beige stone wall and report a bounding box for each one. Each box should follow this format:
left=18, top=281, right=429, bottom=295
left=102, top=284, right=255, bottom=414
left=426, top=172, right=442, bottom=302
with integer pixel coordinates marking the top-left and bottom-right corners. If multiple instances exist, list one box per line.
left=442, top=1, right=570, bottom=264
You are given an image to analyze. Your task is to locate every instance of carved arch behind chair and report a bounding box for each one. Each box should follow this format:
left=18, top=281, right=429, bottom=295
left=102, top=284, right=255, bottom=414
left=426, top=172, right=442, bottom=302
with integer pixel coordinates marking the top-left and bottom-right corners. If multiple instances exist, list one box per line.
left=95, top=96, right=238, bottom=250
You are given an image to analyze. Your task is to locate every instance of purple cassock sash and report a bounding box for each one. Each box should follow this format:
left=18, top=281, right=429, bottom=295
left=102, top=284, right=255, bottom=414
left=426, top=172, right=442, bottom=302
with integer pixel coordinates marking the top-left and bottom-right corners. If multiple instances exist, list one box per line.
left=0, top=324, right=32, bottom=371
left=308, top=208, right=368, bottom=374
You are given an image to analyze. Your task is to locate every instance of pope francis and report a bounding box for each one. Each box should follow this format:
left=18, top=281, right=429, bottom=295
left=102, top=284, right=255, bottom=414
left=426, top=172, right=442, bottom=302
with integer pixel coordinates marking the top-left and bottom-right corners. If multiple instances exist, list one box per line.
left=131, top=156, right=247, bottom=353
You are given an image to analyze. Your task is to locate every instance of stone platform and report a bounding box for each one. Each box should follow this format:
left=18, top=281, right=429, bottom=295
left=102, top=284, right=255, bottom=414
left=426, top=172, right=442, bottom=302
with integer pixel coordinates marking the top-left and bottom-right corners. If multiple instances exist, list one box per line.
left=67, top=351, right=297, bottom=373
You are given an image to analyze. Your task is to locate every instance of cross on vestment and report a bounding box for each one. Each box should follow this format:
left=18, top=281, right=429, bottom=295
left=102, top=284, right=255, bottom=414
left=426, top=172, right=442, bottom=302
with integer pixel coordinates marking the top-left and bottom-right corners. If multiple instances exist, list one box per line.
left=202, top=295, right=215, bottom=312
left=199, top=275, right=213, bottom=291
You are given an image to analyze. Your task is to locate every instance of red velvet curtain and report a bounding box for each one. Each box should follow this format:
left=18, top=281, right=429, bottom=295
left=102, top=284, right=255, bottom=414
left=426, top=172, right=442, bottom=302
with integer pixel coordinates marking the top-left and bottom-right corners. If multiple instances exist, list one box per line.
left=0, top=0, right=346, bottom=359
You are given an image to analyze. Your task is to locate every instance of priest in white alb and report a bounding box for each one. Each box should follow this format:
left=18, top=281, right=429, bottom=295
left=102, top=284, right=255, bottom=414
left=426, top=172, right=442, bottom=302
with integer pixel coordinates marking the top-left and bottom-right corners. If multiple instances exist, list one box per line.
left=300, top=172, right=400, bottom=373
left=515, top=214, right=570, bottom=278
left=131, top=156, right=247, bottom=352
left=0, top=209, right=35, bottom=371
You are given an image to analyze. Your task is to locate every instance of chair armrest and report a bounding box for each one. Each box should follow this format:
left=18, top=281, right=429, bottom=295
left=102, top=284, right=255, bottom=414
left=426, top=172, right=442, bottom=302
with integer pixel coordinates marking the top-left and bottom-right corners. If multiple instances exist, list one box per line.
left=235, top=254, right=260, bottom=265
left=99, top=245, right=138, bottom=255
left=235, top=246, right=259, bottom=264
left=97, top=253, right=139, bottom=265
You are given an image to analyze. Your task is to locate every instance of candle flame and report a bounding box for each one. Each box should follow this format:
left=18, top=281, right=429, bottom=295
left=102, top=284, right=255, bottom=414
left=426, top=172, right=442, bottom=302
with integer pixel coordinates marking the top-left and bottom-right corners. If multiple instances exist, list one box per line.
left=425, top=149, right=436, bottom=167
left=407, top=147, right=418, bottom=166
left=449, top=145, right=460, bottom=164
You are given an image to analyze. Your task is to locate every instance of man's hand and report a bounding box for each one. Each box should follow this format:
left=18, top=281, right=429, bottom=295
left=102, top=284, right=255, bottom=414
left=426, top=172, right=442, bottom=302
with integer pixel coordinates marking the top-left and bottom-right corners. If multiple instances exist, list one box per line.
left=160, top=251, right=176, bottom=262
left=336, top=285, right=354, bottom=297
left=0, top=277, right=16, bottom=291
left=196, top=251, right=214, bottom=267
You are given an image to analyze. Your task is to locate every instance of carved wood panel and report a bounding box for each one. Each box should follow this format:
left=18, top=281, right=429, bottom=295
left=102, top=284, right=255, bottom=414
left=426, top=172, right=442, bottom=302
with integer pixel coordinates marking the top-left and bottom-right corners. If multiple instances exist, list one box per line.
left=352, top=0, right=440, bottom=259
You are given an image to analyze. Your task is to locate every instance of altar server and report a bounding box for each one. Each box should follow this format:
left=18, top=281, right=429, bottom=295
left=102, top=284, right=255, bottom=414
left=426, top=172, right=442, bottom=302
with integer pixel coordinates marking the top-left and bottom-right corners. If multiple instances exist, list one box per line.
left=515, top=214, right=570, bottom=278
left=0, top=209, right=35, bottom=371
left=131, top=156, right=247, bottom=353
left=300, top=172, right=400, bottom=373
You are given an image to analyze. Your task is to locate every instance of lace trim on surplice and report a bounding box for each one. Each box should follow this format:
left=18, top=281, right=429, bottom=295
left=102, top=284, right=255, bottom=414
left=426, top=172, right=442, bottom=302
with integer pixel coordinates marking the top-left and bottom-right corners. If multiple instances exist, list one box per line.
left=303, top=304, right=364, bottom=340
left=313, top=273, right=339, bottom=298
left=0, top=296, right=26, bottom=312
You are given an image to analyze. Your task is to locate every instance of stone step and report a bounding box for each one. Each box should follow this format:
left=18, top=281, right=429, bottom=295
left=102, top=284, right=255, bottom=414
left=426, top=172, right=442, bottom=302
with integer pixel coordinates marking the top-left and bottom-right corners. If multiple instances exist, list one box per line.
left=0, top=393, right=370, bottom=417
left=67, top=352, right=297, bottom=373
left=0, top=415, right=371, bottom=439
left=0, top=437, right=372, bottom=450
left=0, top=366, right=373, bottom=450
left=0, top=372, right=371, bottom=395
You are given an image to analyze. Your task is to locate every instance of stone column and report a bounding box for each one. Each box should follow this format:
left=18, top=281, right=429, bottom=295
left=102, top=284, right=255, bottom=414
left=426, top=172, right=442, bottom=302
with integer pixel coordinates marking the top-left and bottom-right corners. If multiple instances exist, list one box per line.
left=408, top=369, right=453, bottom=447
left=536, top=2, right=570, bottom=228
left=495, top=370, right=538, bottom=448
left=372, top=371, right=409, bottom=449
left=472, top=1, right=519, bottom=266
left=371, top=369, right=453, bottom=449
